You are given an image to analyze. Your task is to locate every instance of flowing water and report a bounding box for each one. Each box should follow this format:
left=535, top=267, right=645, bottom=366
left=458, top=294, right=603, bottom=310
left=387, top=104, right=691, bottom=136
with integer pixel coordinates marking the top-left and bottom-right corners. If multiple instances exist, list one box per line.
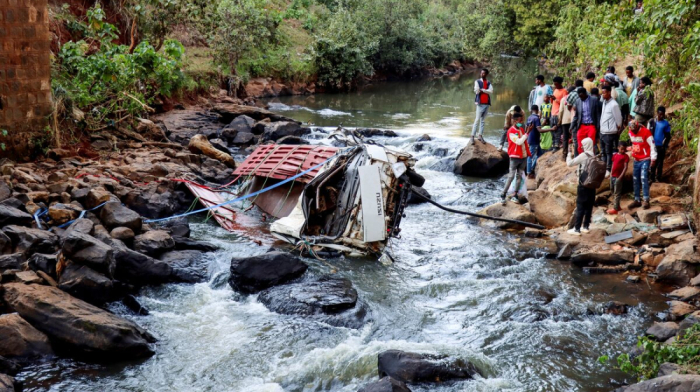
left=19, top=62, right=670, bottom=392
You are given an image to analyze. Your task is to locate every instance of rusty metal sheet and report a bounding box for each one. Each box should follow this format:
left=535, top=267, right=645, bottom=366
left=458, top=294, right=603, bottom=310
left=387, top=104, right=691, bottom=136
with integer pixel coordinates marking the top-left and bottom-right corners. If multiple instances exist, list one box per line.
left=246, top=177, right=304, bottom=219
left=233, top=145, right=338, bottom=184
left=184, top=183, right=237, bottom=232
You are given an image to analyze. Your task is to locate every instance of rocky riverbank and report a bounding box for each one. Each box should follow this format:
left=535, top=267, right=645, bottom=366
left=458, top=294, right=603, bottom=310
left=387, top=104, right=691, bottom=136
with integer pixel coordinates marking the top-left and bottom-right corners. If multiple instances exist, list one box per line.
left=452, top=139, right=700, bottom=388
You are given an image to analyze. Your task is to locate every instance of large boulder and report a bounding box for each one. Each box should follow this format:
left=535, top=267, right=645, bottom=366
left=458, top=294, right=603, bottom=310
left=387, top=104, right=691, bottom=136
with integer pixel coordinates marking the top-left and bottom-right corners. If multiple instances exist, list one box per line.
left=159, top=250, right=207, bottom=283
left=229, top=251, right=307, bottom=294
left=62, top=218, right=95, bottom=238
left=358, top=377, right=411, bottom=392
left=570, top=249, right=635, bottom=266
left=476, top=202, right=538, bottom=230
left=453, top=142, right=508, bottom=177
left=0, top=205, right=32, bottom=227
left=221, top=115, right=255, bottom=142
left=656, top=240, right=700, bottom=286
left=0, top=254, right=24, bottom=271
left=262, top=122, right=304, bottom=142
left=113, top=240, right=175, bottom=286
left=0, top=313, right=54, bottom=359
left=172, top=236, right=217, bottom=252
left=85, top=187, right=119, bottom=209
left=622, top=375, right=700, bottom=392
left=62, top=231, right=115, bottom=277
left=527, top=190, right=575, bottom=228
left=27, top=253, right=58, bottom=277
left=3, top=225, right=59, bottom=255
left=1, top=283, right=155, bottom=360
left=133, top=230, right=175, bottom=257
left=159, top=218, right=190, bottom=238
left=257, top=277, right=366, bottom=328
left=646, top=322, right=680, bottom=341
left=58, top=262, right=115, bottom=305
left=99, top=202, right=142, bottom=232
left=377, top=350, right=481, bottom=383
left=0, top=374, right=15, bottom=392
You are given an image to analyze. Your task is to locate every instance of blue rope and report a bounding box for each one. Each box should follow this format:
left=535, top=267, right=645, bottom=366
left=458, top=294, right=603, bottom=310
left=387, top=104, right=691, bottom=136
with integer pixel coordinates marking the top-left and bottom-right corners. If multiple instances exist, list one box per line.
left=143, top=155, right=336, bottom=224
left=55, top=202, right=109, bottom=229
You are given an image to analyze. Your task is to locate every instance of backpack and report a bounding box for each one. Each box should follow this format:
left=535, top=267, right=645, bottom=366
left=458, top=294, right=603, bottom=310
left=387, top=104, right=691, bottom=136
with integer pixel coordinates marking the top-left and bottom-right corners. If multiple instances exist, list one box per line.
left=579, top=153, right=606, bottom=189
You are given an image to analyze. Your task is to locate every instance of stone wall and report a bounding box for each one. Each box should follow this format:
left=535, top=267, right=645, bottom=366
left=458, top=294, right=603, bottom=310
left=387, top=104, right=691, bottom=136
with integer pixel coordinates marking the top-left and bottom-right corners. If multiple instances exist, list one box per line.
left=0, top=0, right=52, bottom=159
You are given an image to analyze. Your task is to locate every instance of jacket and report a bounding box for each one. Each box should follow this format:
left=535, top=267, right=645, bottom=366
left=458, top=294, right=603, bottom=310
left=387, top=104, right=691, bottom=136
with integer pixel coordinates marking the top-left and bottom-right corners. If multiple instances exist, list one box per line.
left=559, top=102, right=573, bottom=125
left=566, top=137, right=594, bottom=177
left=600, top=97, right=622, bottom=135
left=571, top=96, right=601, bottom=134
left=507, top=125, right=531, bottom=159
left=635, top=88, right=655, bottom=117
left=623, top=76, right=640, bottom=96
left=615, top=87, right=629, bottom=110
left=629, top=126, right=657, bottom=161
left=504, top=105, right=519, bottom=129
left=473, top=79, right=493, bottom=105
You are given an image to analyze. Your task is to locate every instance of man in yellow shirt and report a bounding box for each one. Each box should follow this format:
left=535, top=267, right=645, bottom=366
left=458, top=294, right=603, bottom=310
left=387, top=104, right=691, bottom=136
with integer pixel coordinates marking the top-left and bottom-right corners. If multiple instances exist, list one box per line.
left=583, top=72, right=596, bottom=93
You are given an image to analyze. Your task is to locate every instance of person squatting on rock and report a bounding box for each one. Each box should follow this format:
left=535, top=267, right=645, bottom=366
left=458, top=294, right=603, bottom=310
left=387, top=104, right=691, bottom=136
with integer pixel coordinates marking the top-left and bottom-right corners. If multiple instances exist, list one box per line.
left=607, top=141, right=630, bottom=215
left=566, top=137, right=596, bottom=235
left=628, top=119, right=657, bottom=209
left=647, top=106, right=672, bottom=183
left=500, top=105, right=522, bottom=151
left=501, top=112, right=530, bottom=205
left=599, top=85, right=623, bottom=174
left=471, top=68, right=493, bottom=144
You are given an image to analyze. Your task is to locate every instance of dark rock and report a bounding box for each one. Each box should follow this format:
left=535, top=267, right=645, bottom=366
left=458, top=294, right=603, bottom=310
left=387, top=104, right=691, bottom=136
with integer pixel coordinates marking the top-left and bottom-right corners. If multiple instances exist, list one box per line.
left=0, top=198, right=23, bottom=210
left=0, top=231, right=9, bottom=255
left=134, top=230, right=175, bottom=256
left=358, top=377, right=412, bottom=392
left=222, top=115, right=255, bottom=141
left=159, top=250, right=207, bottom=283
left=570, top=250, right=635, bottom=266
left=99, top=202, right=142, bottom=232
left=209, top=138, right=230, bottom=154
left=0, top=254, right=24, bottom=271
left=110, top=227, right=135, bottom=242
left=173, top=236, right=217, bottom=252
left=407, top=187, right=431, bottom=205
left=0, top=206, right=33, bottom=227
left=646, top=322, right=680, bottom=341
left=122, top=295, right=149, bottom=316
left=276, top=135, right=305, bottom=145
left=0, top=356, right=21, bottom=376
left=453, top=142, right=508, bottom=177
left=262, top=122, right=303, bottom=142
left=93, top=224, right=113, bottom=245
left=113, top=240, right=175, bottom=286
left=3, top=225, right=58, bottom=255
left=70, top=188, right=90, bottom=204
left=158, top=218, right=190, bottom=238
left=658, top=362, right=682, bottom=377
left=0, top=313, right=54, bottom=359
left=0, top=373, right=15, bottom=392
left=622, top=375, right=700, bottom=392
left=603, top=301, right=629, bottom=315
left=63, top=218, right=94, bottom=238
left=356, top=129, right=398, bottom=138
left=27, top=253, right=58, bottom=277
left=556, top=243, right=573, bottom=260
left=258, top=277, right=366, bottom=328
left=58, top=262, right=115, bottom=305
left=2, top=283, right=155, bottom=361
left=0, top=183, right=10, bottom=202
left=416, top=134, right=431, bottom=142
left=377, top=350, right=481, bottom=383
left=231, top=132, right=255, bottom=146
left=656, top=240, right=700, bottom=286
left=229, top=251, right=307, bottom=294
left=62, top=231, right=115, bottom=277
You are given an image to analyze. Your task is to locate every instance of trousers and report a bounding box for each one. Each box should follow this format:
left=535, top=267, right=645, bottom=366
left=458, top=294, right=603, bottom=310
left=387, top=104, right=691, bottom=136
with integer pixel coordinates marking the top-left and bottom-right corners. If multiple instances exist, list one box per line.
left=633, top=159, right=651, bottom=201
left=600, top=133, right=619, bottom=171
left=574, top=185, right=596, bottom=230
left=471, top=104, right=490, bottom=137
left=503, top=158, right=527, bottom=197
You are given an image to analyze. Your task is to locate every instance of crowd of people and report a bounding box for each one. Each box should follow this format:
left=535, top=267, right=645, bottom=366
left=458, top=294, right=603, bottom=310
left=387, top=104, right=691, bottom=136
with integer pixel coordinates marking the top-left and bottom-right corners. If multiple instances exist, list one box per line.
left=471, top=66, right=673, bottom=236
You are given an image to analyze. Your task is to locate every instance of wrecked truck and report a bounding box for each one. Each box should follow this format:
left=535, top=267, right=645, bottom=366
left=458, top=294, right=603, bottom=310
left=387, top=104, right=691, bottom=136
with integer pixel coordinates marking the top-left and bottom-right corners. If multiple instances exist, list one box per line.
left=217, top=132, right=423, bottom=257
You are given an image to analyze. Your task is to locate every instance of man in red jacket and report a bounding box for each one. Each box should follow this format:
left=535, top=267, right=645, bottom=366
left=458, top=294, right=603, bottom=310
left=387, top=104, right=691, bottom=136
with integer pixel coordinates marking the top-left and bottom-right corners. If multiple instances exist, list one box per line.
left=501, top=112, right=531, bottom=205
left=628, top=120, right=657, bottom=209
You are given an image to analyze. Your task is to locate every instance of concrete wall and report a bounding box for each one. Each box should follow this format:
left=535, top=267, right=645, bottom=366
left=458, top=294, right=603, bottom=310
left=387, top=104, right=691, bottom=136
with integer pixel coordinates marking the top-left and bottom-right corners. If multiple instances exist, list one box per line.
left=0, top=0, right=52, bottom=158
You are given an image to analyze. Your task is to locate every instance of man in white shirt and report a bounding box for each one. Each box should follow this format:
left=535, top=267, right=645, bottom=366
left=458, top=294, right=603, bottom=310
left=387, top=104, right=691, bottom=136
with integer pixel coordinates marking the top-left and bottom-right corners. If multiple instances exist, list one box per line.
left=599, top=85, right=623, bottom=173
left=471, top=68, right=493, bottom=143
left=529, top=75, right=553, bottom=110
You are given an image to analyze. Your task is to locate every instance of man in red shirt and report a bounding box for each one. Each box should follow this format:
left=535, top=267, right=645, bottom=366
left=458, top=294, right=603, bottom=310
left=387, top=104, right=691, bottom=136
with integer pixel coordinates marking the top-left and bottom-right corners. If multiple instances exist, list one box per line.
left=628, top=120, right=657, bottom=209
left=471, top=68, right=493, bottom=144
left=501, top=112, right=531, bottom=205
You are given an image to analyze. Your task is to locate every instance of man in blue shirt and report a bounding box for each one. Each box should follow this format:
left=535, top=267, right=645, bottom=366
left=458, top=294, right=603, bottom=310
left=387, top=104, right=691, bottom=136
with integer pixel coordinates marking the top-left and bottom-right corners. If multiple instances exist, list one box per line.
left=526, top=105, right=542, bottom=178
left=648, top=106, right=671, bottom=183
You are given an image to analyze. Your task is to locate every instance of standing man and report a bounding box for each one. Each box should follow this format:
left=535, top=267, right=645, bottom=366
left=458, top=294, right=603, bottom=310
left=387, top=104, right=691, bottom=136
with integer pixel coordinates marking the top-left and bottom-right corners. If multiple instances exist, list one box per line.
left=634, top=77, right=655, bottom=125
left=501, top=112, right=530, bottom=205
left=529, top=75, right=553, bottom=110
left=551, top=76, right=567, bottom=149
left=571, top=87, right=601, bottom=154
left=628, top=120, right=657, bottom=209
left=599, top=85, right=623, bottom=174
left=648, top=106, right=671, bottom=183
left=500, top=105, right=522, bottom=151
left=471, top=68, right=493, bottom=144
left=623, top=66, right=640, bottom=97
left=614, top=81, right=629, bottom=123
left=584, top=72, right=597, bottom=93
left=559, top=87, right=576, bottom=160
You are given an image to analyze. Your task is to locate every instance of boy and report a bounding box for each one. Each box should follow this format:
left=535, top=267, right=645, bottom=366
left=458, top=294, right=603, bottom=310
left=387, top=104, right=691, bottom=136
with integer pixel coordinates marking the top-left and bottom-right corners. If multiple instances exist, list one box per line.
left=628, top=120, right=657, bottom=209
left=501, top=112, right=530, bottom=205
left=607, top=141, right=630, bottom=215
left=526, top=105, right=552, bottom=178
left=500, top=105, right=522, bottom=151
left=541, top=95, right=553, bottom=124
left=584, top=72, right=596, bottom=93
left=648, top=106, right=671, bottom=183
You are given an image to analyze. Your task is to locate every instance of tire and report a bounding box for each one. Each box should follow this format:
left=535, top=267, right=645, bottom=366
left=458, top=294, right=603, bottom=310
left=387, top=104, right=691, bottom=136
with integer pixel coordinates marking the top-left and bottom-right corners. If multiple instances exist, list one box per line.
left=405, top=169, right=425, bottom=187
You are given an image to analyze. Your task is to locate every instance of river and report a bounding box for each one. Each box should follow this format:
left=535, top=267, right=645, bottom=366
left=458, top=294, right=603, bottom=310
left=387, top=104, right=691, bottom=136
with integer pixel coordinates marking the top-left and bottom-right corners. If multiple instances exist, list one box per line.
left=18, top=63, right=669, bottom=392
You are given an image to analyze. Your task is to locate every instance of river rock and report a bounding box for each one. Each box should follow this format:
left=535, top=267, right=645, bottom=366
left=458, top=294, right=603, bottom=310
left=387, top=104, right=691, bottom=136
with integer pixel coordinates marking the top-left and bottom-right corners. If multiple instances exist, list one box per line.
left=110, top=227, right=135, bottom=242
left=0, top=313, right=54, bottom=359
left=85, top=188, right=119, bottom=209
left=0, top=374, right=15, bottom=392
left=99, top=202, right=142, bottom=232
left=159, top=218, right=190, bottom=238
left=603, top=301, right=629, bottom=315
left=0, top=357, right=20, bottom=376
left=258, top=277, right=366, bottom=328
left=133, top=230, right=175, bottom=257
left=231, top=132, right=255, bottom=146
left=358, top=377, right=411, bottom=392
left=2, top=283, right=155, bottom=360
left=113, top=240, right=175, bottom=286
left=407, top=187, right=431, bottom=205
left=570, top=249, right=635, bottom=266
left=637, top=206, right=663, bottom=224
left=646, top=321, right=680, bottom=341
left=48, top=204, right=79, bottom=225
left=63, top=218, right=94, bottom=238
left=650, top=183, right=675, bottom=198
left=0, top=183, right=10, bottom=202
left=656, top=240, right=700, bottom=286
left=377, top=350, right=481, bottom=383
left=159, top=250, right=207, bottom=283
left=0, top=231, right=10, bottom=254
left=262, top=122, right=303, bottom=142
left=476, top=202, right=538, bottom=230
left=622, top=374, right=700, bottom=392
left=62, top=231, right=115, bottom=276
left=668, top=286, right=700, bottom=302
left=3, top=225, right=59, bottom=256
left=229, top=251, right=308, bottom=294
left=453, top=142, right=508, bottom=177
left=15, top=271, right=43, bottom=284
left=27, top=253, right=57, bottom=277
left=669, top=301, right=697, bottom=320
left=172, top=236, right=217, bottom=252
left=58, top=262, right=115, bottom=305
left=222, top=115, right=255, bottom=140
left=527, top=190, right=575, bottom=228
left=0, top=254, right=24, bottom=271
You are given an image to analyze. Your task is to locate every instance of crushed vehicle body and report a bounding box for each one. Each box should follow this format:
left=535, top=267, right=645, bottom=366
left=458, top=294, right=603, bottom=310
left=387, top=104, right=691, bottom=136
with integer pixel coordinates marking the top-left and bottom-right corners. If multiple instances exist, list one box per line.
left=227, top=133, right=421, bottom=256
